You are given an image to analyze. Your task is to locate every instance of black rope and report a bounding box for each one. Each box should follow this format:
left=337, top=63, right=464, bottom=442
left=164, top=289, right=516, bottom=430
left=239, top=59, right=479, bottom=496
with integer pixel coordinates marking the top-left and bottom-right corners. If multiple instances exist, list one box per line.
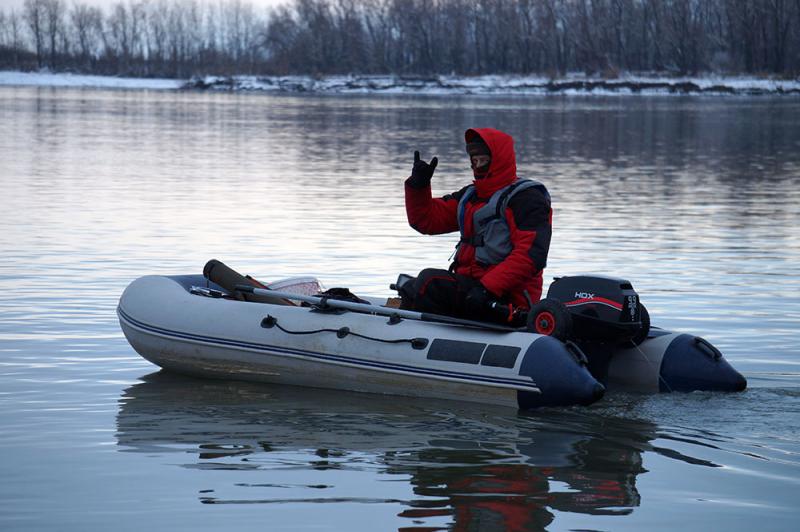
left=261, top=315, right=428, bottom=350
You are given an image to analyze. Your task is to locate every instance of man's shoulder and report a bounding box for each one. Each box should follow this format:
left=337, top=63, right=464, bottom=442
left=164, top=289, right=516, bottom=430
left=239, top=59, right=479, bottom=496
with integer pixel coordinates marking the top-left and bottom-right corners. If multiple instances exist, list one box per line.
left=507, top=181, right=550, bottom=208
left=442, top=184, right=474, bottom=203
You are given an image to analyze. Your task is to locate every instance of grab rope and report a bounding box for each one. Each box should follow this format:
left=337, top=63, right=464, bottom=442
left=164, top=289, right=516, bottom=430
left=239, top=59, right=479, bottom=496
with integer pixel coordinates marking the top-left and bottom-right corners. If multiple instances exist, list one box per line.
left=260, top=315, right=429, bottom=350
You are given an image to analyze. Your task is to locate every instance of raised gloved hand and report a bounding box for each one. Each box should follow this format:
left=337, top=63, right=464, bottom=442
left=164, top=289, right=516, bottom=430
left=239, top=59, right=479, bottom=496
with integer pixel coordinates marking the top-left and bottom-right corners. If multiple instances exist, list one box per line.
left=407, top=150, right=438, bottom=189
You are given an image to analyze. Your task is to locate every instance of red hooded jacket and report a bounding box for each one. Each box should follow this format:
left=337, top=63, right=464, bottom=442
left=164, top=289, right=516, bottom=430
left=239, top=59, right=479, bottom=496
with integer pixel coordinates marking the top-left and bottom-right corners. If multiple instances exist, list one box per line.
left=405, top=128, right=552, bottom=307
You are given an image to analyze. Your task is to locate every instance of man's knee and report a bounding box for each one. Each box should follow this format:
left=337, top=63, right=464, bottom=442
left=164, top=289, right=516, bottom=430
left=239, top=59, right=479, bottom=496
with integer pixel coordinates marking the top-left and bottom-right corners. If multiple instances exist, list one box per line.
left=400, top=269, right=454, bottom=312
left=414, top=269, right=457, bottom=296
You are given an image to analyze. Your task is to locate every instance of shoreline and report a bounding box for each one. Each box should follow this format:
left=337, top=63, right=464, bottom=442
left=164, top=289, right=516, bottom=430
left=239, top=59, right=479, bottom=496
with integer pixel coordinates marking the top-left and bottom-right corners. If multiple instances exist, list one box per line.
left=2, top=70, right=798, bottom=96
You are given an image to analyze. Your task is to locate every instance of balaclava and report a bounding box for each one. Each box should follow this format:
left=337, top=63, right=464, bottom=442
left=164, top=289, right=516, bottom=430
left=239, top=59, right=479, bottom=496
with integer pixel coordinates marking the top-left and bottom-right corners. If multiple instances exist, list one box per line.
left=466, top=137, right=492, bottom=179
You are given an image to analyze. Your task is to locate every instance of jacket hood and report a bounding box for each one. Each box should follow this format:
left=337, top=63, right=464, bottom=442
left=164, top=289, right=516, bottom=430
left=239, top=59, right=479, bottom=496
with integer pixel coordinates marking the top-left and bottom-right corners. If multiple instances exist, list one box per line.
left=465, top=128, right=517, bottom=198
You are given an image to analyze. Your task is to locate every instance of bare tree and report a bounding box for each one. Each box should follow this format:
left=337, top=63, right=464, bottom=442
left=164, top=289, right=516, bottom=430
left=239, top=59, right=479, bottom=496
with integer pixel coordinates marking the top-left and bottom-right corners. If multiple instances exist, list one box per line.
left=765, top=0, right=792, bottom=71
left=262, top=5, right=299, bottom=74
left=70, top=2, right=103, bottom=68
left=663, top=0, right=702, bottom=73
left=42, top=0, right=65, bottom=68
left=146, top=0, right=170, bottom=72
left=0, top=10, right=22, bottom=68
left=23, top=0, right=46, bottom=68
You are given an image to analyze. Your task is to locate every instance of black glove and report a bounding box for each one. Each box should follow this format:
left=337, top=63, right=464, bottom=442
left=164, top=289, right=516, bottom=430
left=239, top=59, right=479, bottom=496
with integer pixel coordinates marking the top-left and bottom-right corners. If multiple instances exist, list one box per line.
left=464, top=285, right=494, bottom=317
left=407, top=150, right=438, bottom=189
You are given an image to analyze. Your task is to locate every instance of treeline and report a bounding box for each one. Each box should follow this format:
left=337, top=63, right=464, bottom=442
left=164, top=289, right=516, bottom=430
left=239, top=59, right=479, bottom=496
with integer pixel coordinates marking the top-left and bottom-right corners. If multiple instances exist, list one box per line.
left=1, top=0, right=798, bottom=79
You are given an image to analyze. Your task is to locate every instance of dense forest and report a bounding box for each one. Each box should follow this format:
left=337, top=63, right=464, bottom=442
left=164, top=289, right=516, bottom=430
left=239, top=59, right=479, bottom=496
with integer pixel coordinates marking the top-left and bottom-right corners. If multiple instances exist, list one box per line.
left=0, top=0, right=798, bottom=79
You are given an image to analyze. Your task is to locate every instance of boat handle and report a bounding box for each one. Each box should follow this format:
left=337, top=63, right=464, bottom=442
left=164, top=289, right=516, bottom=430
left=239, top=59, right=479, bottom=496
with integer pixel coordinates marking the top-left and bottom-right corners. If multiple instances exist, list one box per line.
left=565, top=341, right=588, bottom=367
left=694, top=336, right=722, bottom=360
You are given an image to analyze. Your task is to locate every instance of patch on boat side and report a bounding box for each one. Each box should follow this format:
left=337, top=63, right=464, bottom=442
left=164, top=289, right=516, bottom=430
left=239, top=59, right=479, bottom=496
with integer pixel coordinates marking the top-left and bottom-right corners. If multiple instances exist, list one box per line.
left=426, top=340, right=521, bottom=367
left=427, top=339, right=485, bottom=364
left=481, top=345, right=520, bottom=368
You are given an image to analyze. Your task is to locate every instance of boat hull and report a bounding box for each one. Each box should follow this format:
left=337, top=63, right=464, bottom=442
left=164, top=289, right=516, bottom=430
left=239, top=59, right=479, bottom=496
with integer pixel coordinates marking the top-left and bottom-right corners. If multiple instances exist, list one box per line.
left=118, top=274, right=746, bottom=408
left=119, top=275, right=604, bottom=408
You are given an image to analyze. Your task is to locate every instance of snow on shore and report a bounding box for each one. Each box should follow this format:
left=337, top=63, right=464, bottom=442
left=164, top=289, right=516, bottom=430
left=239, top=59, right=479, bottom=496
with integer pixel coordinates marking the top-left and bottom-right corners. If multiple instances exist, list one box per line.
left=0, top=71, right=182, bottom=90
left=2, top=70, right=798, bottom=95
left=188, top=73, right=800, bottom=95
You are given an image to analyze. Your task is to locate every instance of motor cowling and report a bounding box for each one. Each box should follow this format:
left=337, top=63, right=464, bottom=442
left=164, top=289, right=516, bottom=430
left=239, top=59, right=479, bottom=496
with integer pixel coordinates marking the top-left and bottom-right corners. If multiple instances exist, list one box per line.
left=546, top=275, right=647, bottom=344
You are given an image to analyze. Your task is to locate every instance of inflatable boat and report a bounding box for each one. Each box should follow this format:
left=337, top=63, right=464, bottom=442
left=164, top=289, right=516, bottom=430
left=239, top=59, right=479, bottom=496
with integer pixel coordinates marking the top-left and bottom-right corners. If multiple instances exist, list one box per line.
left=117, top=262, right=746, bottom=409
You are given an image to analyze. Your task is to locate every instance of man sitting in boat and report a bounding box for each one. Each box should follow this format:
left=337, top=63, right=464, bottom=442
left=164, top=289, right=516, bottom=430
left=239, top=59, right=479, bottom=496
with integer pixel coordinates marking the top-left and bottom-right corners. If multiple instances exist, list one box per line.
left=400, top=128, right=552, bottom=324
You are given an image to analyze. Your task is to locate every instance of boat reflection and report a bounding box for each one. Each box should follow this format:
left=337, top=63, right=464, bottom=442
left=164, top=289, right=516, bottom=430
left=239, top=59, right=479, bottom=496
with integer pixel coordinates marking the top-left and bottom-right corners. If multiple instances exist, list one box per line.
left=116, top=372, right=656, bottom=529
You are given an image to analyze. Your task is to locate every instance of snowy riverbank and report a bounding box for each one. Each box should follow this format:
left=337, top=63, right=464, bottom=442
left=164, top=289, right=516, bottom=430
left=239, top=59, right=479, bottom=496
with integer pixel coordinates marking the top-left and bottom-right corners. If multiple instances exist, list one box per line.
left=0, top=71, right=182, bottom=90
left=2, top=70, right=798, bottom=95
left=187, top=73, right=800, bottom=95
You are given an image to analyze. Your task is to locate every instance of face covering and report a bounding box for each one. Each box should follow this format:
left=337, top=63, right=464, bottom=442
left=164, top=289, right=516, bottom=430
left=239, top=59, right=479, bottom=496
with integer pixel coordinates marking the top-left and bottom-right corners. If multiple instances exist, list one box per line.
left=470, top=154, right=491, bottom=178
left=466, top=140, right=491, bottom=179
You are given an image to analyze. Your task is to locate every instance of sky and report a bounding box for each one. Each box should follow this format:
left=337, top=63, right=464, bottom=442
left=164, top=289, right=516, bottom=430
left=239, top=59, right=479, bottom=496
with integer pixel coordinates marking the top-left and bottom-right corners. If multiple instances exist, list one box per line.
left=2, top=0, right=288, bottom=13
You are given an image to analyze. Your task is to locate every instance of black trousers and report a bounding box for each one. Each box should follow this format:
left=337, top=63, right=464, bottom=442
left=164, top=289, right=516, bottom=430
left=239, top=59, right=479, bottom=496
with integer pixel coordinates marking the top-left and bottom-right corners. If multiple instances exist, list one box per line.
left=399, top=268, right=490, bottom=320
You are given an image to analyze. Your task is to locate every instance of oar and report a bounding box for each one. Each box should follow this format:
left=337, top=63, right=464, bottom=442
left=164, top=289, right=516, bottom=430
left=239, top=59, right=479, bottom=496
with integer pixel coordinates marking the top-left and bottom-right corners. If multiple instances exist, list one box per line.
left=235, top=285, right=519, bottom=332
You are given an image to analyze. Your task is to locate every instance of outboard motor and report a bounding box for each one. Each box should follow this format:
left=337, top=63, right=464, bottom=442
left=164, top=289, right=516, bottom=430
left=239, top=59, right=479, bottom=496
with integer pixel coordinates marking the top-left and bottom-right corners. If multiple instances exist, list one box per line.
left=528, top=275, right=650, bottom=345
left=526, top=275, right=746, bottom=394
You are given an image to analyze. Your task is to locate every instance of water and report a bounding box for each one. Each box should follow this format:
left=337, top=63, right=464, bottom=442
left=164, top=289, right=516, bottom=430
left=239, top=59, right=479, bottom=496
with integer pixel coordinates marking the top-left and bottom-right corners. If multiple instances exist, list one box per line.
left=1, top=86, right=799, bottom=531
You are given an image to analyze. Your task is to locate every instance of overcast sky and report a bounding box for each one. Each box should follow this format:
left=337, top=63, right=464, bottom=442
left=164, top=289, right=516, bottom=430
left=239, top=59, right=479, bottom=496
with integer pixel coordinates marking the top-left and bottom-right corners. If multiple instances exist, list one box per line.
left=3, top=0, right=289, bottom=13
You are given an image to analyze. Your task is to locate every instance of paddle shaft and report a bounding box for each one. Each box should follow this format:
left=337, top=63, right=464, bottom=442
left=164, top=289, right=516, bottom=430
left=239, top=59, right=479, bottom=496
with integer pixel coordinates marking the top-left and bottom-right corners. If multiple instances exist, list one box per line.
left=235, top=285, right=518, bottom=332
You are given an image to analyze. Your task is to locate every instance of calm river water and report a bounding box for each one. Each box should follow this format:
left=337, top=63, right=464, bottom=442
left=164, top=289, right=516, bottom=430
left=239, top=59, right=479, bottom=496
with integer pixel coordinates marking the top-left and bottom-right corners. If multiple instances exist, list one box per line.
left=1, top=86, right=799, bottom=531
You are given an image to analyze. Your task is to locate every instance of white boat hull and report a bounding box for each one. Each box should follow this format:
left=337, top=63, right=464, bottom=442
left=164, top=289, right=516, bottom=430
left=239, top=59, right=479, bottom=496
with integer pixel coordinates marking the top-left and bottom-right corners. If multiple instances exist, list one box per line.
left=118, top=275, right=604, bottom=408
left=118, top=274, right=746, bottom=408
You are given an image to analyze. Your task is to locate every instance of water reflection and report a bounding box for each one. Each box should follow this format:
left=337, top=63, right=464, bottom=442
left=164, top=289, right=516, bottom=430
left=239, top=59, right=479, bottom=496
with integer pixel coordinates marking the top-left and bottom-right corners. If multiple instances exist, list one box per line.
left=116, top=373, right=665, bottom=529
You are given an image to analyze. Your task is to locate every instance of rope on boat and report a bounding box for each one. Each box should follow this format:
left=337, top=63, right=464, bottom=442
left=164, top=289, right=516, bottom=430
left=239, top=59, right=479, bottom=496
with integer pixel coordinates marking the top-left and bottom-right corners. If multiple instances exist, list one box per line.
left=260, top=315, right=429, bottom=350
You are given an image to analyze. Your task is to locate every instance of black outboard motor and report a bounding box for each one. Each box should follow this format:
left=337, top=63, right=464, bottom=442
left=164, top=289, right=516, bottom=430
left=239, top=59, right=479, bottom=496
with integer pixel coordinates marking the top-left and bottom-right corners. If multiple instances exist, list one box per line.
left=528, top=275, right=650, bottom=345
left=526, top=275, right=746, bottom=394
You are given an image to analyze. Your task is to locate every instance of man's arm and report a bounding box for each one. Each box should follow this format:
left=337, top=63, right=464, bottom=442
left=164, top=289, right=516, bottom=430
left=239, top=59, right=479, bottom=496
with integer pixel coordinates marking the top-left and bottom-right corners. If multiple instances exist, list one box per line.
left=404, top=182, right=467, bottom=235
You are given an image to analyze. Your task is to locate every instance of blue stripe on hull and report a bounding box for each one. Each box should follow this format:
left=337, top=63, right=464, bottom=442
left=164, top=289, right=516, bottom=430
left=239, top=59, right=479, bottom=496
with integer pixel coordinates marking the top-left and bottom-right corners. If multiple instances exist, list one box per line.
left=118, top=307, right=540, bottom=393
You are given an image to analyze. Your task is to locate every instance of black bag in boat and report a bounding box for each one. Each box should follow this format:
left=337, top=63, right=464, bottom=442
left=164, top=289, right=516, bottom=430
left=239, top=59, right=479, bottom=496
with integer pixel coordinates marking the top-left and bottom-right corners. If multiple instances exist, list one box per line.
left=315, top=287, right=370, bottom=304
